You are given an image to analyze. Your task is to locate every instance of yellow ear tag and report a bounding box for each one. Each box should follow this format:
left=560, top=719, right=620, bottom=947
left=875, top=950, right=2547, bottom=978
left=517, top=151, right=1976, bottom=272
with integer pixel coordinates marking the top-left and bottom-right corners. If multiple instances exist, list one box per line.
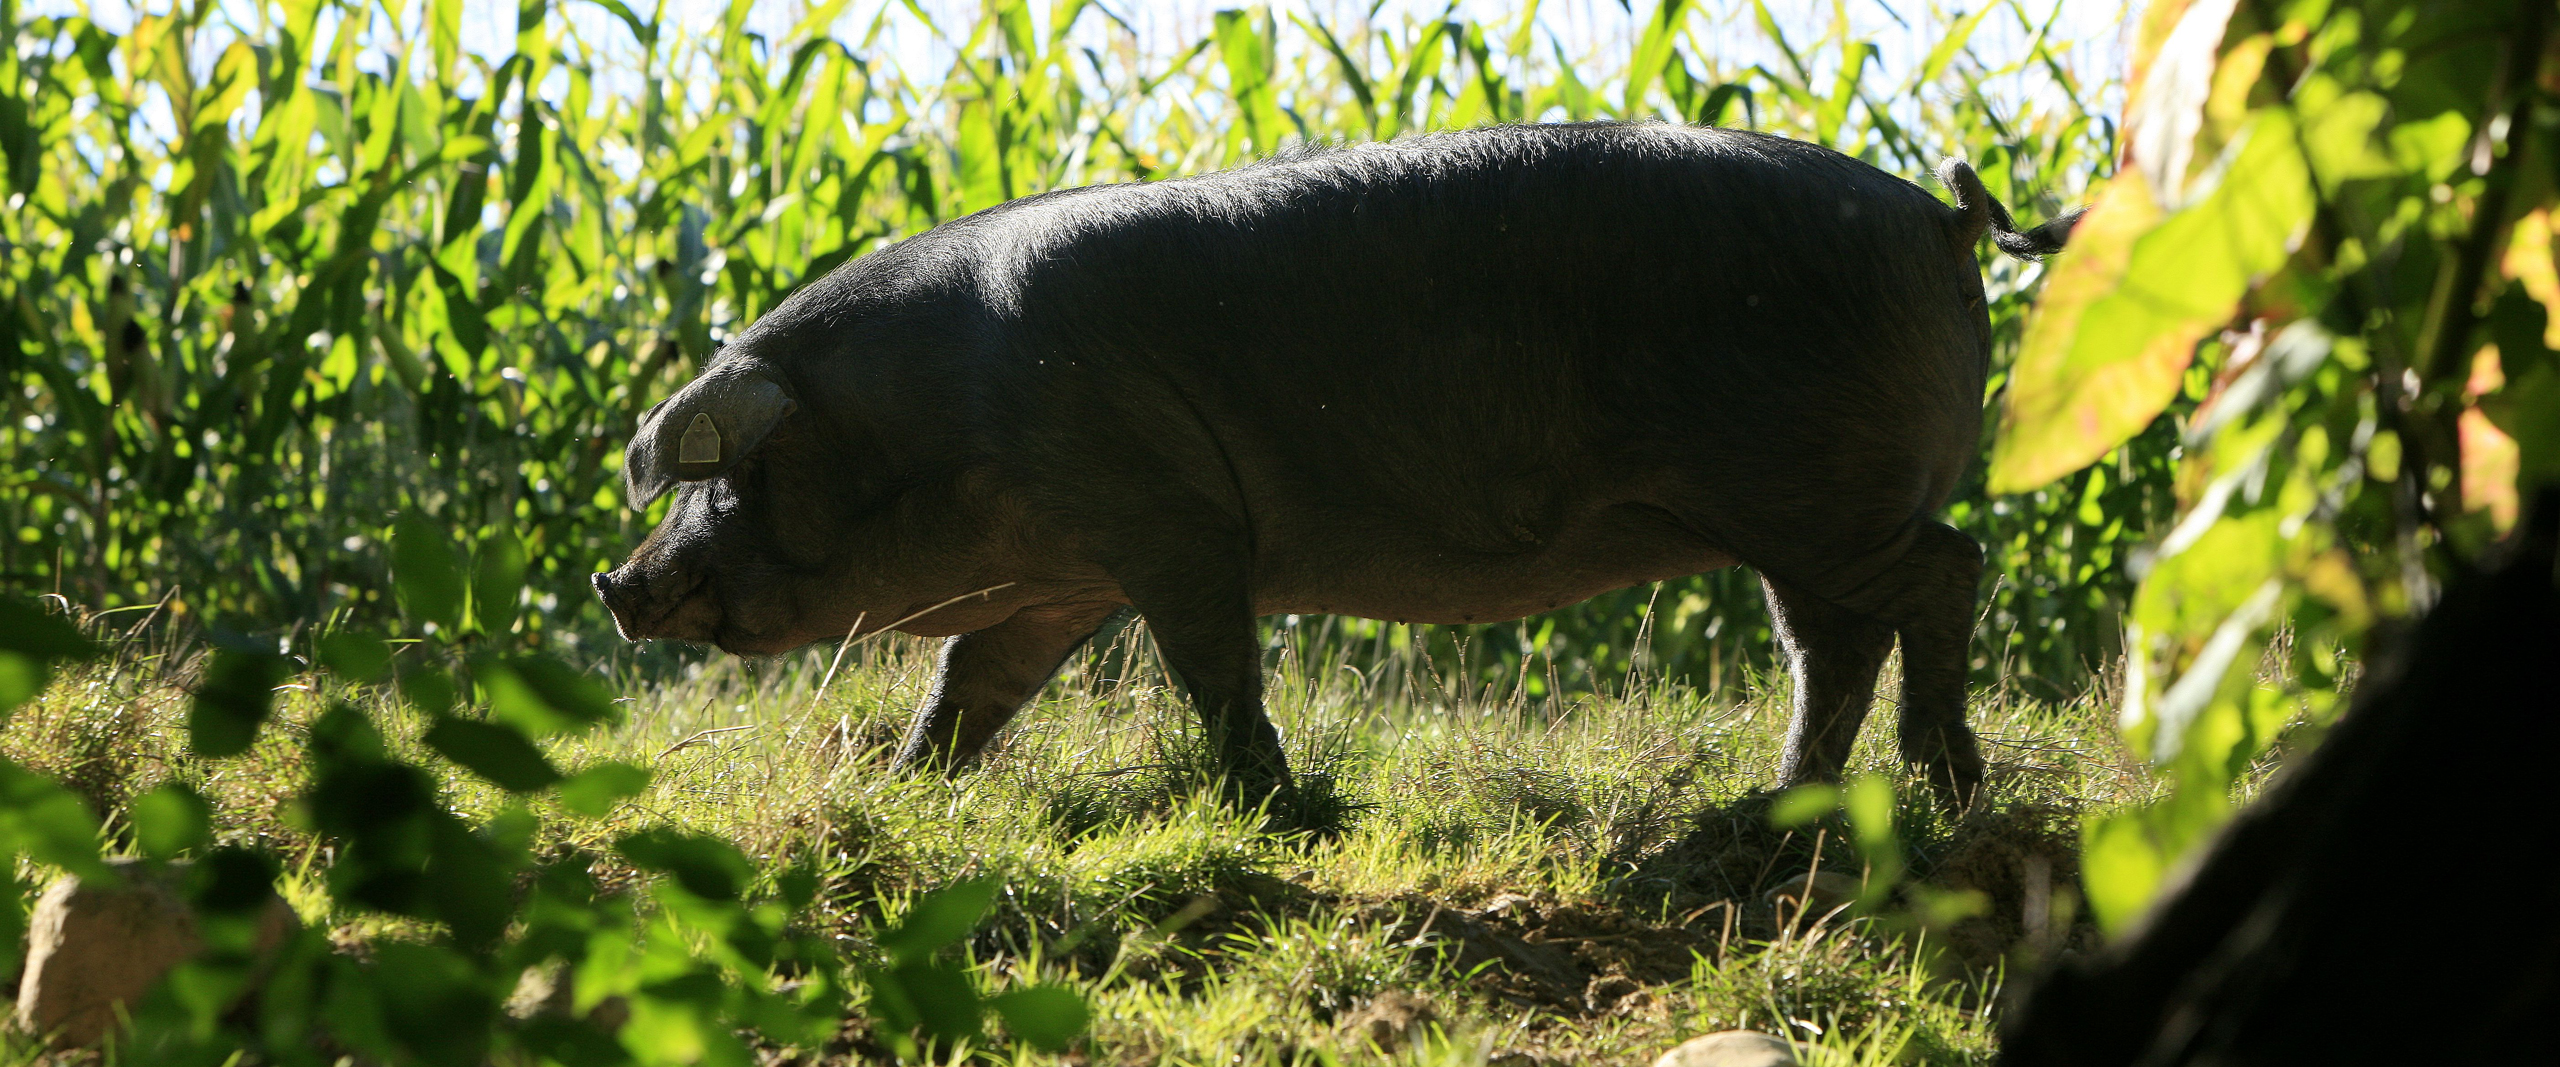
left=678, top=413, right=722, bottom=464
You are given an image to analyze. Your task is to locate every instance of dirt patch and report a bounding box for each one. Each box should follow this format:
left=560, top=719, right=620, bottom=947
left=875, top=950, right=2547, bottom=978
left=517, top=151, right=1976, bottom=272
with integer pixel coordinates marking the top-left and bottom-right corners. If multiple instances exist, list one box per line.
left=1908, top=802, right=2095, bottom=968
left=1369, top=890, right=1715, bottom=1022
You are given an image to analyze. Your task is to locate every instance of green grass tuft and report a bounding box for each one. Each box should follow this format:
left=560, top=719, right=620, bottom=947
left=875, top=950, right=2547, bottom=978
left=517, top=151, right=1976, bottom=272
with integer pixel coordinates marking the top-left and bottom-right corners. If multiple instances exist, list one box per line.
left=3, top=618, right=2162, bottom=1065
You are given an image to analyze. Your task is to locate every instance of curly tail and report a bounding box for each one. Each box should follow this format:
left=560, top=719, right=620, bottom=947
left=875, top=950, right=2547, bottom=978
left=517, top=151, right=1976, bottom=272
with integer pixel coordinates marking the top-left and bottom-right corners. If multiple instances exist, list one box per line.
left=1937, top=158, right=2085, bottom=261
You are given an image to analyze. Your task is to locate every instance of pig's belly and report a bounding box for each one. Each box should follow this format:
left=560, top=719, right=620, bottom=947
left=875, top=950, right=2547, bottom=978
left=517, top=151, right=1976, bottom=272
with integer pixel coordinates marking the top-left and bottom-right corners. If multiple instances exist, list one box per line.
left=1251, top=502, right=1741, bottom=625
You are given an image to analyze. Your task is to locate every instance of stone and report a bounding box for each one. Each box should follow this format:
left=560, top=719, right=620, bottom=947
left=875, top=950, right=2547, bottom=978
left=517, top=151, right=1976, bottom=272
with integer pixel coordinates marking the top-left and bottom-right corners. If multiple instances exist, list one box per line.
left=1339, top=990, right=1437, bottom=1052
left=1763, top=871, right=1863, bottom=924
left=1653, top=1030, right=1798, bottom=1067
left=506, top=960, right=629, bottom=1033
left=12, top=858, right=295, bottom=1048
left=1476, top=892, right=1541, bottom=924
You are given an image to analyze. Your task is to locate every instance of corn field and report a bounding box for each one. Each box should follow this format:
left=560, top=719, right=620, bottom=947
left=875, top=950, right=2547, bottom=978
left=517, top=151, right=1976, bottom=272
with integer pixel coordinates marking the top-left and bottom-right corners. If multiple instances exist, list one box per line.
left=0, top=0, right=2137, bottom=694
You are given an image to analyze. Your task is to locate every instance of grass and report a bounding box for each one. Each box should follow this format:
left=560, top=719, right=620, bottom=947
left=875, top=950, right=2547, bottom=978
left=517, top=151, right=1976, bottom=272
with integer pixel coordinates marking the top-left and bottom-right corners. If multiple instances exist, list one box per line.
left=2, top=612, right=2154, bottom=1065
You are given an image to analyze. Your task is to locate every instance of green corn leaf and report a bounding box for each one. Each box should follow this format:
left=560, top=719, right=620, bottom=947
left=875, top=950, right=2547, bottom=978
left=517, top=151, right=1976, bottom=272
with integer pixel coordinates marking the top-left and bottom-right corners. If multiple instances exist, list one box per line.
left=1917, top=6, right=1992, bottom=88
left=1623, top=0, right=1686, bottom=117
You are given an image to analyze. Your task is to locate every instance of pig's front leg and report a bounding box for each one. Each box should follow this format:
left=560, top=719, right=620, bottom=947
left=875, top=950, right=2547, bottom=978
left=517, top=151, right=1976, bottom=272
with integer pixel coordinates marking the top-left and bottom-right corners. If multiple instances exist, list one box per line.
left=891, top=602, right=1121, bottom=772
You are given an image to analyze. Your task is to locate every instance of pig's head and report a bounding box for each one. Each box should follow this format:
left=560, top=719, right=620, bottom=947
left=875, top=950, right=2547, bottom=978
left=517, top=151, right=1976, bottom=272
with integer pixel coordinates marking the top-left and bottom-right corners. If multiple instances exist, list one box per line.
left=591, top=355, right=871, bottom=655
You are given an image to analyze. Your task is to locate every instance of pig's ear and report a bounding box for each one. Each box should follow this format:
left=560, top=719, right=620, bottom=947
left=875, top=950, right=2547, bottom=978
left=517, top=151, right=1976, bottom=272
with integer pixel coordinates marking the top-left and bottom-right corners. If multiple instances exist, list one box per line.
left=625, top=364, right=797, bottom=505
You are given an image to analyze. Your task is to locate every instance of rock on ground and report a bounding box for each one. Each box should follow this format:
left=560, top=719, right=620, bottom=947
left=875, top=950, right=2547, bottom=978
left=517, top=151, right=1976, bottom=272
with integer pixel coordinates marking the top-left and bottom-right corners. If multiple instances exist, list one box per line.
left=1339, top=990, right=1438, bottom=1052
left=1654, top=1030, right=1799, bottom=1067
left=12, top=858, right=294, bottom=1048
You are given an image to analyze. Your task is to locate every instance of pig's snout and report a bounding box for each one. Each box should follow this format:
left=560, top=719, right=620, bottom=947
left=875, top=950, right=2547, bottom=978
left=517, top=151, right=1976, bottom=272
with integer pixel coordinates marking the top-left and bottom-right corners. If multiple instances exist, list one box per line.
left=592, top=565, right=712, bottom=642
left=591, top=570, right=645, bottom=640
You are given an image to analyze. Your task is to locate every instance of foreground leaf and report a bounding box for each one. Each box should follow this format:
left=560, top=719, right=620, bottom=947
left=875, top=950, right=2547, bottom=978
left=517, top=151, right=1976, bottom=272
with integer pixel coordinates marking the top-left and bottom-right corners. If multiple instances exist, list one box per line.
left=190, top=648, right=293, bottom=758
left=423, top=718, right=562, bottom=792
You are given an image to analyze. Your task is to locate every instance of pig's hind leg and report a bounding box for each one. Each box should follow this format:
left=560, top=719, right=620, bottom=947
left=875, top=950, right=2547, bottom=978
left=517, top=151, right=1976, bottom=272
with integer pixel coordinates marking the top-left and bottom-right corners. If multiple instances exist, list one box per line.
left=1114, top=562, right=1294, bottom=803
left=1873, top=522, right=1988, bottom=806
left=1754, top=520, right=1987, bottom=808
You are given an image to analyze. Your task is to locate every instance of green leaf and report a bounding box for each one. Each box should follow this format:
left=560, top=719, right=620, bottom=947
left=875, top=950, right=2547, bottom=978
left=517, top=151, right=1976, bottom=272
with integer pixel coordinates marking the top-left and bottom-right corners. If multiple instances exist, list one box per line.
left=2079, top=809, right=2165, bottom=933
left=554, top=761, right=650, bottom=816
left=862, top=964, right=921, bottom=1038
left=0, top=596, right=89, bottom=714
left=881, top=878, right=998, bottom=965
left=190, top=846, right=281, bottom=917
left=309, top=703, right=390, bottom=767
left=190, top=648, right=293, bottom=758
left=776, top=864, right=819, bottom=909
left=2132, top=512, right=2286, bottom=638
left=1841, top=775, right=1905, bottom=904
left=0, top=652, right=44, bottom=720
left=470, top=530, right=526, bottom=637
left=0, top=597, right=95, bottom=661
left=424, top=812, right=517, bottom=951
left=423, top=717, right=562, bottom=792
left=1768, top=784, right=1838, bottom=828
left=481, top=804, right=541, bottom=866
left=392, top=513, right=466, bottom=632
left=889, top=960, right=983, bottom=1043
left=401, top=667, right=457, bottom=718
left=131, top=782, right=214, bottom=859
left=2079, top=782, right=2234, bottom=936
left=2498, top=363, right=2560, bottom=492
left=616, top=829, right=753, bottom=901
left=317, top=631, right=394, bottom=683
left=0, top=761, right=109, bottom=880
left=988, top=985, right=1089, bottom=1051
left=1841, top=776, right=1896, bottom=850
left=477, top=655, right=618, bottom=737
left=2299, top=87, right=2394, bottom=187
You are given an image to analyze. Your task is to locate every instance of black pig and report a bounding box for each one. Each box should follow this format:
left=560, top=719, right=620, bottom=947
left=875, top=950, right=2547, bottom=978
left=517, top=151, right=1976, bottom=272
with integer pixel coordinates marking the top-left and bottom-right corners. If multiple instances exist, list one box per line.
left=592, top=122, right=2077, bottom=806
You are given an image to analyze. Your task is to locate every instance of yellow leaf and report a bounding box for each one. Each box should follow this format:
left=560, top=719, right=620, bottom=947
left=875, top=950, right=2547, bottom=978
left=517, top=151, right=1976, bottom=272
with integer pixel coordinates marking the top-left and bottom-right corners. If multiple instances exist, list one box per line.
left=2460, top=406, right=2521, bottom=531
left=2503, top=208, right=2560, bottom=348
left=2290, top=547, right=2372, bottom=630
left=1990, top=171, right=2172, bottom=491
left=2125, top=0, right=2240, bottom=205
left=1993, top=111, right=2314, bottom=492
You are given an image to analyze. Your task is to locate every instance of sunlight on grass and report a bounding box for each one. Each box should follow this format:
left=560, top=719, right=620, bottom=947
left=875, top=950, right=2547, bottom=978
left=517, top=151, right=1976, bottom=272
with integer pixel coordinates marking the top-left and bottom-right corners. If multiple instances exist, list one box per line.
left=3, top=617, right=2161, bottom=1065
